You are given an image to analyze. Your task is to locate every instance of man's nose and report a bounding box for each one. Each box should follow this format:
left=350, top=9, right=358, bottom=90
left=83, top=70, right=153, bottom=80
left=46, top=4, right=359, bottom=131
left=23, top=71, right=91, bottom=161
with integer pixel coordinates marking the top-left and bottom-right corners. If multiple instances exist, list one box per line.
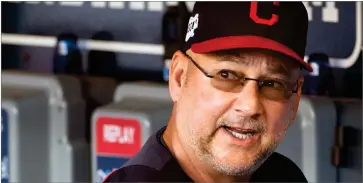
left=232, top=81, right=262, bottom=117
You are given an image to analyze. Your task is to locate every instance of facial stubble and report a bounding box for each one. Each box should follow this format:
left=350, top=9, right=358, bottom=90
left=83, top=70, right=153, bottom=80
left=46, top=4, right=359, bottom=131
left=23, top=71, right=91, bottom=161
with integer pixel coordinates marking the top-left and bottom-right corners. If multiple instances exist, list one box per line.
left=187, top=116, right=292, bottom=177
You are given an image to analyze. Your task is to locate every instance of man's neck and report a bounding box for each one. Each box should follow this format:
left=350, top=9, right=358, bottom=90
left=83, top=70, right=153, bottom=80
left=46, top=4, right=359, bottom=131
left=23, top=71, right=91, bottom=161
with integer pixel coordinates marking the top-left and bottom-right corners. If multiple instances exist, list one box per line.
left=162, top=121, right=251, bottom=183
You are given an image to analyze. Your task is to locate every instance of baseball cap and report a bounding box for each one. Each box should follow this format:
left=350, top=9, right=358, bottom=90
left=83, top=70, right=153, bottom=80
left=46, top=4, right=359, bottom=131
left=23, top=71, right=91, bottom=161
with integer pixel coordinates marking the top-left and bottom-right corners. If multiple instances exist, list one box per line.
left=183, top=2, right=313, bottom=72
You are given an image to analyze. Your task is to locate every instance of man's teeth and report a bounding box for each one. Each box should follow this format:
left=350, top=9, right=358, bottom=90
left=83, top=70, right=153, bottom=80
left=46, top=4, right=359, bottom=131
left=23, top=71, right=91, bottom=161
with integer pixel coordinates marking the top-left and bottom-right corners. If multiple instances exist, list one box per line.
left=226, top=128, right=254, bottom=140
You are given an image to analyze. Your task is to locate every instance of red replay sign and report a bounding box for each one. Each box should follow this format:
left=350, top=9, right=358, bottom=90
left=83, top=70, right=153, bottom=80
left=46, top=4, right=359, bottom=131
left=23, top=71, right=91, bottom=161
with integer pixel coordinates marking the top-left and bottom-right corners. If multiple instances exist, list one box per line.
left=96, top=116, right=142, bottom=157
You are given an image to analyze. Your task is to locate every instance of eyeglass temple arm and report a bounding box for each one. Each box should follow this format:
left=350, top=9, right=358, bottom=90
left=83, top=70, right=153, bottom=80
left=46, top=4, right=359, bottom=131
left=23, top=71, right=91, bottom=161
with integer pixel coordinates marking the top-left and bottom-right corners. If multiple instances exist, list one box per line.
left=185, top=54, right=214, bottom=78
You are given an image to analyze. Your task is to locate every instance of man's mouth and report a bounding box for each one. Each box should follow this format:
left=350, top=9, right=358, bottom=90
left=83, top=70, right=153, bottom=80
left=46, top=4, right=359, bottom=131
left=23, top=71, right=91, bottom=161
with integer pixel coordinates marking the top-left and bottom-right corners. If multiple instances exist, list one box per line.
left=223, top=126, right=258, bottom=140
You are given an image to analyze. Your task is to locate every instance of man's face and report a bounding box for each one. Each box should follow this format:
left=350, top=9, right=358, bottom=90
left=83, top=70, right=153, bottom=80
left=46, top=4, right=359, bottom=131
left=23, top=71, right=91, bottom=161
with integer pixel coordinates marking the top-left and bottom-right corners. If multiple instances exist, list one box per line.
left=170, top=49, right=303, bottom=176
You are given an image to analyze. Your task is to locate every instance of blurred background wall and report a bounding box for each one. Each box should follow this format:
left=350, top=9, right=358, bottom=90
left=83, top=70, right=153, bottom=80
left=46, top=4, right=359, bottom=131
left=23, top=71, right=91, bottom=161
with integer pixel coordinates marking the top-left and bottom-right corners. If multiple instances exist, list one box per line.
left=2, top=1, right=362, bottom=99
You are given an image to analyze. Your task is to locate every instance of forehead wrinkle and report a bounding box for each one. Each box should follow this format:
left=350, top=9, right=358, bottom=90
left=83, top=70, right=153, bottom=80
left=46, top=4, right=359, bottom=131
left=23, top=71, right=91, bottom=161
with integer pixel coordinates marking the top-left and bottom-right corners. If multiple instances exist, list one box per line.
left=216, top=55, right=248, bottom=64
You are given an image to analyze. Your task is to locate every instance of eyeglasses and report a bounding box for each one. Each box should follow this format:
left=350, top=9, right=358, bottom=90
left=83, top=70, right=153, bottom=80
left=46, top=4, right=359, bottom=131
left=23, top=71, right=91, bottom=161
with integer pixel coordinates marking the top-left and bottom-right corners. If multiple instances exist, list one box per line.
left=184, top=54, right=300, bottom=101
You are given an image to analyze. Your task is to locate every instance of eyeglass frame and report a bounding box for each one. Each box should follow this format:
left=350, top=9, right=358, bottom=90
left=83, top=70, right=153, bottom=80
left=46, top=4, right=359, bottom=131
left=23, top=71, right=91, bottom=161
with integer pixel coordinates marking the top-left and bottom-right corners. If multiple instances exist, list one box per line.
left=182, top=52, right=301, bottom=99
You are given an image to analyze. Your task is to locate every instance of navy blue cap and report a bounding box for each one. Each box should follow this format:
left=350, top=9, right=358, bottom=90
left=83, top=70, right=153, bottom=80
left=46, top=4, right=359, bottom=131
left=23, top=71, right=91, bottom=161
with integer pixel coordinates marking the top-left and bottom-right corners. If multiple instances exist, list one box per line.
left=183, top=2, right=313, bottom=72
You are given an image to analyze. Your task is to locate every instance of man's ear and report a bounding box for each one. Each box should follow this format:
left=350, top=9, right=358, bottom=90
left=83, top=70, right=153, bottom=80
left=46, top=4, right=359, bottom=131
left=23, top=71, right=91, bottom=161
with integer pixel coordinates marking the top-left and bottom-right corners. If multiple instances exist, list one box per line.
left=169, top=50, right=188, bottom=102
left=291, top=77, right=304, bottom=121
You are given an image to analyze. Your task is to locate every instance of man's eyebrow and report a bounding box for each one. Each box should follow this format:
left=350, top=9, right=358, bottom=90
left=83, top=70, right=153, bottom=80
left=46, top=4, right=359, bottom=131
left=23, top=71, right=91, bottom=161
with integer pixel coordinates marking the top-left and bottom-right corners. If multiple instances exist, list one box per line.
left=215, top=54, right=292, bottom=78
left=266, top=63, right=291, bottom=78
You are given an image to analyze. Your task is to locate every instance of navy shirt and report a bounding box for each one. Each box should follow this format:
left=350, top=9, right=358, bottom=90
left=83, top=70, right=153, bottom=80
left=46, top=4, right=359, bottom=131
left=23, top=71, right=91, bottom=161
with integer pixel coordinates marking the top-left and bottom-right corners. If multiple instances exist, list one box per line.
left=103, top=127, right=308, bottom=182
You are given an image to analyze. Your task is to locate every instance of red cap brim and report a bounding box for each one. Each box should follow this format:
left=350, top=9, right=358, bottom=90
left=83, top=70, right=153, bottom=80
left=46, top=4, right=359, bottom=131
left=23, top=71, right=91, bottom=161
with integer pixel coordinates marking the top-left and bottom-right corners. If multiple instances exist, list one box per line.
left=191, top=35, right=313, bottom=72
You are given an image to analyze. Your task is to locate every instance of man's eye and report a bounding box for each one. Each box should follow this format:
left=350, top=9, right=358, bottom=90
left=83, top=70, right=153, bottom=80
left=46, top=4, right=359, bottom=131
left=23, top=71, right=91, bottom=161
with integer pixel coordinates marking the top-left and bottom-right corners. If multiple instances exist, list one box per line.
left=262, top=80, right=286, bottom=89
left=216, top=70, right=239, bottom=80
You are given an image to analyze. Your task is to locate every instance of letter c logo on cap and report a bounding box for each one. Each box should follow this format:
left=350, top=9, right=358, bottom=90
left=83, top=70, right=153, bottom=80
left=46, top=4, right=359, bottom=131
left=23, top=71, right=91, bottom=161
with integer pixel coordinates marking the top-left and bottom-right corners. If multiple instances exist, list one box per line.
left=250, top=2, right=279, bottom=26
